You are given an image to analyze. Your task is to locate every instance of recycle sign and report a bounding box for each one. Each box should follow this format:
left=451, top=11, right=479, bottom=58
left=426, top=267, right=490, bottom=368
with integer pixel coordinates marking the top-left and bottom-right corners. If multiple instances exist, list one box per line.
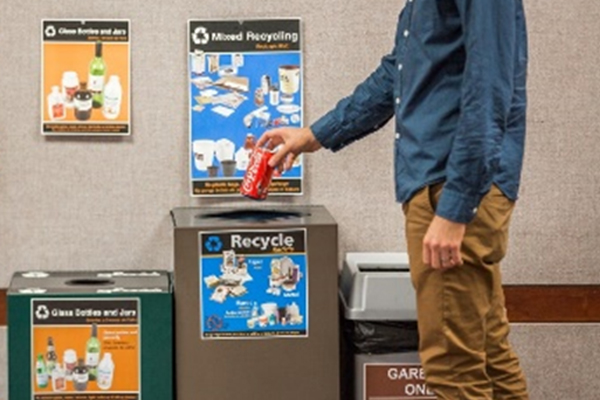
left=205, top=236, right=223, bottom=253
left=35, top=305, right=50, bottom=320
left=44, top=25, right=56, bottom=38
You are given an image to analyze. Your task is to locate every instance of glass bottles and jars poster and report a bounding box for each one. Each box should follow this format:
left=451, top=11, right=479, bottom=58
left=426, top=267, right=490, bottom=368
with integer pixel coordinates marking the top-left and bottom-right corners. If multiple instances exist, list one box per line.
left=188, top=19, right=303, bottom=197
left=199, top=229, right=308, bottom=340
left=41, top=20, right=130, bottom=136
left=31, top=298, right=140, bottom=399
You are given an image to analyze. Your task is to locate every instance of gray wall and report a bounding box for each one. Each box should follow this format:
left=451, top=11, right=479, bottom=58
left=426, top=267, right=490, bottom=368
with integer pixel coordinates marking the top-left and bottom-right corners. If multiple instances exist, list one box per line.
left=1, top=0, right=599, bottom=398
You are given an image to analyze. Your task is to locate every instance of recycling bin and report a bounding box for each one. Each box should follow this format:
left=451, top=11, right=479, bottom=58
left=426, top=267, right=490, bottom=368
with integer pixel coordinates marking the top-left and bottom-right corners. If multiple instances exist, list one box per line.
left=340, top=253, right=435, bottom=400
left=8, top=270, right=173, bottom=400
left=171, top=206, right=339, bottom=400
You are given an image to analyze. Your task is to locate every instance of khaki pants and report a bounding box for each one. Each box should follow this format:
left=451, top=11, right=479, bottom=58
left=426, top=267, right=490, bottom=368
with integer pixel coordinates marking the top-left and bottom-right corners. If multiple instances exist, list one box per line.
left=403, top=183, right=529, bottom=400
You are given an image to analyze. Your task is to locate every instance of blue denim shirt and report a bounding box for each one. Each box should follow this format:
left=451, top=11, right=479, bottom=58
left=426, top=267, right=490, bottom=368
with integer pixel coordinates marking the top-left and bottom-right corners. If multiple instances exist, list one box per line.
left=311, top=0, right=528, bottom=223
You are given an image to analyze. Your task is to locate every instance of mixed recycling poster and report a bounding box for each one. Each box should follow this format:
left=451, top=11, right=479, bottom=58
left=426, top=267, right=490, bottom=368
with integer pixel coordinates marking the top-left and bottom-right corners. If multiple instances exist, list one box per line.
left=41, top=20, right=131, bottom=136
left=188, top=19, right=303, bottom=197
left=31, top=298, right=140, bottom=399
left=199, top=229, right=308, bottom=340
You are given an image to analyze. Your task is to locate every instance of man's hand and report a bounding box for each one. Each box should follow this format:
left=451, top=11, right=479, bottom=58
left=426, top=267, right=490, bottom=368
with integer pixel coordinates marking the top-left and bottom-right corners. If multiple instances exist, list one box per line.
left=257, top=127, right=322, bottom=171
left=423, top=216, right=466, bottom=270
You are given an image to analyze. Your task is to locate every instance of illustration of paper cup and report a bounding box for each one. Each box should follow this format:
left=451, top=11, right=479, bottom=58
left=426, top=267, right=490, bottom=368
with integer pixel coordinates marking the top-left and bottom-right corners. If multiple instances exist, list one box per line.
left=192, top=140, right=215, bottom=171
left=207, top=165, right=219, bottom=177
left=221, top=160, right=237, bottom=177
left=279, top=65, right=300, bottom=94
left=192, top=50, right=205, bottom=75
left=215, top=139, right=235, bottom=162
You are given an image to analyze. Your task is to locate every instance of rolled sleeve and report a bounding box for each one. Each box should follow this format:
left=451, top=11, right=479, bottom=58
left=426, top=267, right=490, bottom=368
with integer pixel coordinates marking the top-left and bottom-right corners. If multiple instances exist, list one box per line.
left=436, top=188, right=482, bottom=224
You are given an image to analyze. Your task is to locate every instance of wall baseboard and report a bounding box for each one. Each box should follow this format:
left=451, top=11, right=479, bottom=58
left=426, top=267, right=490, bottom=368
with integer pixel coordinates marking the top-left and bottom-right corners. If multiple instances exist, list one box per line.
left=503, top=285, right=600, bottom=323
left=1, top=286, right=600, bottom=326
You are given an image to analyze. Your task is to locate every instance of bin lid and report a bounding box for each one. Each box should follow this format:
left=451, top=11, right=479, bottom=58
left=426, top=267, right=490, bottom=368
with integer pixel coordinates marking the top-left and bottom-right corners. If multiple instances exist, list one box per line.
left=9, top=270, right=172, bottom=294
left=171, top=205, right=336, bottom=229
left=340, top=253, right=417, bottom=321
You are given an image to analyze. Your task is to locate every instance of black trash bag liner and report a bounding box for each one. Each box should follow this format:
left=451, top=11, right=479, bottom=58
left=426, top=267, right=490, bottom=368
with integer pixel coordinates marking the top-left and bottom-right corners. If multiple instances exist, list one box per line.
left=344, top=319, right=419, bottom=354
left=201, top=209, right=309, bottom=222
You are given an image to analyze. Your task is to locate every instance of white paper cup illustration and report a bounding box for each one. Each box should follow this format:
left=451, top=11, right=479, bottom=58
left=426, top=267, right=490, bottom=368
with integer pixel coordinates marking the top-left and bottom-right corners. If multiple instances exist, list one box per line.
left=192, top=50, right=206, bottom=75
left=279, top=65, right=301, bottom=95
left=192, top=140, right=216, bottom=171
left=215, top=139, right=235, bottom=162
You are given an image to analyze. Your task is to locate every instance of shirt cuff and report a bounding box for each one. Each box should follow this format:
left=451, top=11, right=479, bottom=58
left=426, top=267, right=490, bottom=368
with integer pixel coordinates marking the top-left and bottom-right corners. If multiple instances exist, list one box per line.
left=310, top=113, right=346, bottom=152
left=436, top=187, right=483, bottom=224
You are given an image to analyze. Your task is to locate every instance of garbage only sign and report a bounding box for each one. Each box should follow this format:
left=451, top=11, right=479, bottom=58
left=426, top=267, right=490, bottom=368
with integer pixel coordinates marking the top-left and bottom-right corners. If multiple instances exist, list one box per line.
left=365, top=363, right=435, bottom=399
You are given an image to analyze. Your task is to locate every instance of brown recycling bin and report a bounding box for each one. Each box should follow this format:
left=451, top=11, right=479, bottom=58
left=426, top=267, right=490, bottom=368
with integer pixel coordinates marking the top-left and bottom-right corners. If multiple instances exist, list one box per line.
left=171, top=206, right=340, bottom=400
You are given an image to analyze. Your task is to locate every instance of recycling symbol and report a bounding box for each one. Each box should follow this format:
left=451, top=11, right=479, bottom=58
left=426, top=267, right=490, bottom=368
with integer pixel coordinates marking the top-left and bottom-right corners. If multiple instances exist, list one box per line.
left=192, top=26, right=209, bottom=45
left=35, top=305, right=50, bottom=320
left=205, top=236, right=223, bottom=253
left=45, top=25, right=57, bottom=38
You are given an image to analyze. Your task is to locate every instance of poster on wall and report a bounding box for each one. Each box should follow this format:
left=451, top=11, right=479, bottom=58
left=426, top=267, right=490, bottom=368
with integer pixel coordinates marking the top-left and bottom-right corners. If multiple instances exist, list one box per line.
left=31, top=298, right=140, bottom=399
left=199, top=229, right=308, bottom=340
left=41, top=20, right=131, bottom=136
left=188, top=19, right=303, bottom=197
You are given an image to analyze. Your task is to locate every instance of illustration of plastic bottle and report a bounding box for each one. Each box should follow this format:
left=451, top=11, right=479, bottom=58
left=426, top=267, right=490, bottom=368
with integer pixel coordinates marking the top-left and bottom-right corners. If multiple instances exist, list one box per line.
left=63, top=349, right=77, bottom=381
left=36, top=354, right=49, bottom=389
left=47, top=86, right=66, bottom=121
left=96, top=353, right=115, bottom=390
left=102, top=75, right=122, bottom=119
left=51, top=363, right=67, bottom=392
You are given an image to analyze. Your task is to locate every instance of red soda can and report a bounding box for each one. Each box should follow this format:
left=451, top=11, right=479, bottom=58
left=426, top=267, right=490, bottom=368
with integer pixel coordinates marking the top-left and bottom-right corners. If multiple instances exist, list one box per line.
left=240, top=147, right=275, bottom=200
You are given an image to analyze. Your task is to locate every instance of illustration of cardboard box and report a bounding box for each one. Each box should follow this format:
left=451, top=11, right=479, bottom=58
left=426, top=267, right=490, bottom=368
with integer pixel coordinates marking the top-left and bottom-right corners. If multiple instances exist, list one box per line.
left=8, top=270, right=173, bottom=400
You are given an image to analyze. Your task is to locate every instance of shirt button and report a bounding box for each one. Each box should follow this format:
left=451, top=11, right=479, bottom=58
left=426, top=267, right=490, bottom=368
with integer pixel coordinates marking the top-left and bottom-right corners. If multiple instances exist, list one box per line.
left=396, top=97, right=401, bottom=105
left=472, top=207, right=478, bottom=214
left=395, top=133, right=401, bottom=139
left=403, top=30, right=410, bottom=38
left=398, top=64, right=403, bottom=71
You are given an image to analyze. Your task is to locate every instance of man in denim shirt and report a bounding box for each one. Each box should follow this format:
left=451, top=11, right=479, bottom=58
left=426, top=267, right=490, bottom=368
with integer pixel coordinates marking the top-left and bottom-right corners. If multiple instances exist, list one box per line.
left=260, top=1, right=530, bottom=398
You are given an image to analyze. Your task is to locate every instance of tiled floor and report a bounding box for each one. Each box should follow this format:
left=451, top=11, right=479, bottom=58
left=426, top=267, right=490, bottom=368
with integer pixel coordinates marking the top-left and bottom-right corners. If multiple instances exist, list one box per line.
left=0, top=325, right=599, bottom=400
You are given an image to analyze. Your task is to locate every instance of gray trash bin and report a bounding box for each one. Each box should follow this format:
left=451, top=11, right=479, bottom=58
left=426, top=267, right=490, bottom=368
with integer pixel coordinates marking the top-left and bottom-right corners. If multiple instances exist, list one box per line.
left=340, top=253, right=435, bottom=400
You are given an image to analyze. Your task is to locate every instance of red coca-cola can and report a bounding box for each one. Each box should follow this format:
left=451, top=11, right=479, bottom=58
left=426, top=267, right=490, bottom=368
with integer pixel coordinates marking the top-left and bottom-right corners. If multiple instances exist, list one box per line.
left=240, top=147, right=275, bottom=200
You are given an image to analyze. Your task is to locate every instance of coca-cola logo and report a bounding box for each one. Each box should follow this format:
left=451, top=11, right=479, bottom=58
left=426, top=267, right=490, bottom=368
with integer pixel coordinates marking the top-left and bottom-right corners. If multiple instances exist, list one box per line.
left=242, top=151, right=261, bottom=192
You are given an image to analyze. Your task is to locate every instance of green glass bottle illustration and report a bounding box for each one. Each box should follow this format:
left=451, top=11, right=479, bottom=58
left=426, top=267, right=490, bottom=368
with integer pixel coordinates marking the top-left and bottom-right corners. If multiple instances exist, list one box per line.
left=85, top=323, right=101, bottom=381
left=36, top=354, right=49, bottom=389
left=89, top=41, right=107, bottom=109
